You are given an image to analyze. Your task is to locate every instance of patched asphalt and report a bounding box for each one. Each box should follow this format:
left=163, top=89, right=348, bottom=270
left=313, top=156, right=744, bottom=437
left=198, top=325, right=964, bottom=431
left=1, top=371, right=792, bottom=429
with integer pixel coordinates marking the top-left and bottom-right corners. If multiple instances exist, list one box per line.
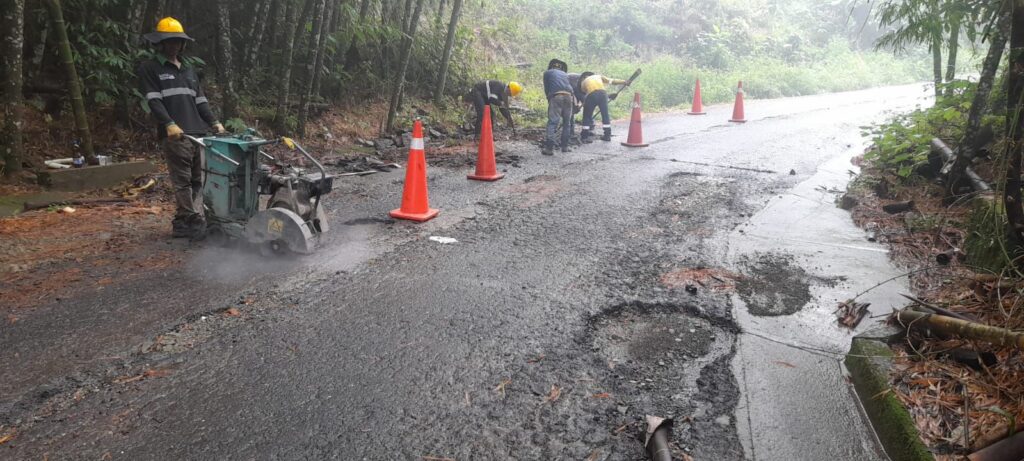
left=2, top=84, right=929, bottom=459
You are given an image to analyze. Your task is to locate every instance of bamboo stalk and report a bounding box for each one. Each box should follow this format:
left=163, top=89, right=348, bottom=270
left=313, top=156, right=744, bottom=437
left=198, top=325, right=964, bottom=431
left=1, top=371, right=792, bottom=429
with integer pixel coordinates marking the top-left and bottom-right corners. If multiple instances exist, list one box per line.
left=894, top=309, right=1024, bottom=350
left=43, top=0, right=95, bottom=163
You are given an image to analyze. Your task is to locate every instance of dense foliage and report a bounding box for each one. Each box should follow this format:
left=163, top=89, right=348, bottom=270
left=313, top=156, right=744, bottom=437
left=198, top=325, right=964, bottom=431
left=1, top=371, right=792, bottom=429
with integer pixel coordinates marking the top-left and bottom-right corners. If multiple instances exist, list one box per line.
left=0, top=0, right=934, bottom=174
left=467, top=0, right=931, bottom=120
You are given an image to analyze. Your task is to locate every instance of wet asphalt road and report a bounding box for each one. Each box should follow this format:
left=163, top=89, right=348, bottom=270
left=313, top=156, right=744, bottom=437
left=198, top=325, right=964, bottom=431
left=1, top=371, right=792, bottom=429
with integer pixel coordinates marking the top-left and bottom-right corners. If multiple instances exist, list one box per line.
left=2, top=84, right=931, bottom=460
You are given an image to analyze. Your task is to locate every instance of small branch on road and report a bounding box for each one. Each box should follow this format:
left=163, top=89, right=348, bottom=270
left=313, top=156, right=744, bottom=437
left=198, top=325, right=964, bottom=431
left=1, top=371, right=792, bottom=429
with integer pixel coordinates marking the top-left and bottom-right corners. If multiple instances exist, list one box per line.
left=23, top=197, right=131, bottom=211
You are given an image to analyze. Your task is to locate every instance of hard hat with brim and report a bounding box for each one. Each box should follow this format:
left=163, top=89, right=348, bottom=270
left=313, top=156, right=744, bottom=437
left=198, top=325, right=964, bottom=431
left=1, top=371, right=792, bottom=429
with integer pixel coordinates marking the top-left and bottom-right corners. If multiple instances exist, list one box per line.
left=144, top=17, right=193, bottom=44
left=143, top=31, right=194, bottom=44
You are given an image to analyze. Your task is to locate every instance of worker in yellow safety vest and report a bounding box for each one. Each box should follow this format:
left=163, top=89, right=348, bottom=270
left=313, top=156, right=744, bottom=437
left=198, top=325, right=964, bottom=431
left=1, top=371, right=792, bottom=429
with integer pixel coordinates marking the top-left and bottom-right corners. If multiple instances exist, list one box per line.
left=577, top=71, right=627, bottom=142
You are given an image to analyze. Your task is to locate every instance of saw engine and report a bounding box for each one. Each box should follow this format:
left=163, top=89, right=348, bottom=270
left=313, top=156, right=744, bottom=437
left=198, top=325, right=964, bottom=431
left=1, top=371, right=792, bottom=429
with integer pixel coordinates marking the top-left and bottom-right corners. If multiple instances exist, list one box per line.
left=186, top=130, right=332, bottom=255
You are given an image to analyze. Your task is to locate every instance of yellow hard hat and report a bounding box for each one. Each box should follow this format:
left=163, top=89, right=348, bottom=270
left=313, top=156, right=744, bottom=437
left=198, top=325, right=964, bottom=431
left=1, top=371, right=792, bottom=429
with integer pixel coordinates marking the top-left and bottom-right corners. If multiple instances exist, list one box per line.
left=507, top=81, right=523, bottom=97
left=144, top=17, right=194, bottom=44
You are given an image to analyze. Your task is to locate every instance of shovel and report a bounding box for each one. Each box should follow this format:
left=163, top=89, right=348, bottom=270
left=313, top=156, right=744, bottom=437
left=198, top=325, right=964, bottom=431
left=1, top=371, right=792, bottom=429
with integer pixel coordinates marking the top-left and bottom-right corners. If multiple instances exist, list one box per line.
left=609, top=68, right=643, bottom=101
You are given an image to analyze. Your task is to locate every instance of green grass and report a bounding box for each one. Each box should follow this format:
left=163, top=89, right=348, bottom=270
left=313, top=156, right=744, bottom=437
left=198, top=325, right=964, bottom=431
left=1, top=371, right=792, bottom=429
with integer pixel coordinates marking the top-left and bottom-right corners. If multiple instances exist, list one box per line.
left=495, top=41, right=930, bottom=125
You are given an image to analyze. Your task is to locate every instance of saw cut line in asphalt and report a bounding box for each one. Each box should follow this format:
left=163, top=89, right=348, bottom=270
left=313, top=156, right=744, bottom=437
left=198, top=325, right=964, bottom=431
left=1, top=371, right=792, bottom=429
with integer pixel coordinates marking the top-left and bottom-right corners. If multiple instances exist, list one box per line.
left=667, top=159, right=777, bottom=174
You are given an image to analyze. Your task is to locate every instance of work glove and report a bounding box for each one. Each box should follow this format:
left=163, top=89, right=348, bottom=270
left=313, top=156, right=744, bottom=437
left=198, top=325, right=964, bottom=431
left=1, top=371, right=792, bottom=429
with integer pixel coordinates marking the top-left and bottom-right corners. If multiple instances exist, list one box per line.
left=166, top=123, right=184, bottom=140
left=213, top=123, right=227, bottom=134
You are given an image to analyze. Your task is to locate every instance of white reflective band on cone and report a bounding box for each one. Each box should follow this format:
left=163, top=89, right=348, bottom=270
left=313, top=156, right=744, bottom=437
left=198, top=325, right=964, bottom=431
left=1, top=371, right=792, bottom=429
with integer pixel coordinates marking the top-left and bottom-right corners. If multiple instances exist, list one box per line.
left=410, top=138, right=425, bottom=150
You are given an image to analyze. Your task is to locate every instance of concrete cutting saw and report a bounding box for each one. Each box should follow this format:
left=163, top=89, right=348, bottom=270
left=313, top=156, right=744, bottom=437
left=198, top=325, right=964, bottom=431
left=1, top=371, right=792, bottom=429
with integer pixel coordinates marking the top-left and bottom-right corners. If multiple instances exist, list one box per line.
left=184, top=130, right=332, bottom=255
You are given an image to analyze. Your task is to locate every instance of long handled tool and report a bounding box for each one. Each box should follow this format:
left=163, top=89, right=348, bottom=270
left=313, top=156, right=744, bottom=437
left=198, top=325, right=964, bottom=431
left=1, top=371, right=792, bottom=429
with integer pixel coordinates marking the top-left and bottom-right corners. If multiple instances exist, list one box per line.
left=609, top=68, right=642, bottom=101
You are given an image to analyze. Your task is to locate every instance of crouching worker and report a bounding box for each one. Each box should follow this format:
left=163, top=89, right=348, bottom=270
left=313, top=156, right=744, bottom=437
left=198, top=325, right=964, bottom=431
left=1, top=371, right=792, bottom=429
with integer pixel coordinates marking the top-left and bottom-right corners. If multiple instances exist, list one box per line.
left=542, top=59, right=574, bottom=155
left=578, top=72, right=627, bottom=142
left=137, top=17, right=226, bottom=240
left=467, top=80, right=522, bottom=138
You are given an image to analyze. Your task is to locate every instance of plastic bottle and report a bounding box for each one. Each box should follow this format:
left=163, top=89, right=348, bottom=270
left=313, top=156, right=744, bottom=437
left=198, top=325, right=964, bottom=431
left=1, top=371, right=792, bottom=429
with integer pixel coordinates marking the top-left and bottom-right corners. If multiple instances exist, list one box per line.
left=71, top=139, right=84, bottom=168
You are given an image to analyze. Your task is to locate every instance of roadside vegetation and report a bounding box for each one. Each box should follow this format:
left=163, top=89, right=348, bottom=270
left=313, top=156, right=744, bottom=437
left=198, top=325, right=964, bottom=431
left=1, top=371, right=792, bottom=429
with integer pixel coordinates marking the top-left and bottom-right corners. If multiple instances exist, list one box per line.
left=0, top=0, right=931, bottom=180
left=850, top=0, right=1024, bottom=458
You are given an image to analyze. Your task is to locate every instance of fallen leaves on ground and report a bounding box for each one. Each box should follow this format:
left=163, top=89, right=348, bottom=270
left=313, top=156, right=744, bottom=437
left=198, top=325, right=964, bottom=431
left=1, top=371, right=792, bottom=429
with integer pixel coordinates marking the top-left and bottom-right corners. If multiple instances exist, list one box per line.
left=526, top=354, right=544, bottom=363
left=836, top=299, right=870, bottom=328
left=591, top=392, right=612, bottom=399
left=0, top=201, right=175, bottom=309
left=113, top=367, right=173, bottom=384
left=494, top=378, right=511, bottom=399
left=660, top=267, right=740, bottom=292
left=772, top=361, right=797, bottom=368
left=224, top=307, right=242, bottom=317
left=849, top=169, right=1024, bottom=456
left=585, top=450, right=601, bottom=461
left=544, top=385, right=561, bottom=404
left=0, top=429, right=15, bottom=445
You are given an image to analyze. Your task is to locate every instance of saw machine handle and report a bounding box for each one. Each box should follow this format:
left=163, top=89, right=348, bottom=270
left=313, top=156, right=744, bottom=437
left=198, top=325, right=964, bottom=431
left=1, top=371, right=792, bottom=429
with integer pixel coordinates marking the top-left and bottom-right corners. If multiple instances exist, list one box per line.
left=279, top=137, right=329, bottom=225
left=279, top=138, right=327, bottom=182
left=183, top=134, right=240, bottom=166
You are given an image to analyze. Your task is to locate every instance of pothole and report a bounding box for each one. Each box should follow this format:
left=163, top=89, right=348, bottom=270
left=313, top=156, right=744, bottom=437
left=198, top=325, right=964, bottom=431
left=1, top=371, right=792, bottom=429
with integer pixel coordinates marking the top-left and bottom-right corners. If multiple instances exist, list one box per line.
left=582, top=302, right=743, bottom=459
left=586, top=302, right=736, bottom=379
left=594, top=313, right=715, bottom=367
left=735, top=252, right=844, bottom=316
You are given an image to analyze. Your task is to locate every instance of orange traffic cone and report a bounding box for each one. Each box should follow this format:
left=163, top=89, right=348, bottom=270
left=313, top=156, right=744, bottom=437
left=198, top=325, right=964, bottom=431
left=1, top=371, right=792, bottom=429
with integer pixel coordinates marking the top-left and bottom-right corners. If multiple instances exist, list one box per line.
left=621, top=92, right=649, bottom=148
left=389, top=119, right=439, bottom=222
left=687, top=79, right=706, bottom=115
left=468, top=106, right=504, bottom=181
left=729, top=81, right=747, bottom=123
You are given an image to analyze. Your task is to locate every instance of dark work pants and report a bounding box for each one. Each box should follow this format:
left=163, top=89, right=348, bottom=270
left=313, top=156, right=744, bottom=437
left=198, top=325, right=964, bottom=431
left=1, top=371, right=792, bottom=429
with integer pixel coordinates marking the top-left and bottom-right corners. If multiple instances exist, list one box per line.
left=470, top=91, right=495, bottom=137
left=163, top=137, right=204, bottom=226
left=546, top=93, right=573, bottom=149
left=582, top=90, right=611, bottom=134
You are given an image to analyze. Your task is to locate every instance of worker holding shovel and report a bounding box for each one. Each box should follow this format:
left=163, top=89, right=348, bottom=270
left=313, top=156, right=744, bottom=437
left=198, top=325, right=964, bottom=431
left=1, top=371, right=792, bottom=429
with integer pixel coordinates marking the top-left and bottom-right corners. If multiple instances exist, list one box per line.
left=577, top=71, right=630, bottom=143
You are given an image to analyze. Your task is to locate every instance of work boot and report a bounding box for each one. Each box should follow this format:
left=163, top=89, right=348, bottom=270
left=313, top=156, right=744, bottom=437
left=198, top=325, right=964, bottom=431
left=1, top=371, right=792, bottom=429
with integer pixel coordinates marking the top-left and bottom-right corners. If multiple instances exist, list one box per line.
left=581, top=130, right=594, bottom=144
left=185, top=216, right=207, bottom=241
left=540, top=140, right=557, bottom=156
left=600, top=128, right=612, bottom=142
left=171, top=220, right=191, bottom=238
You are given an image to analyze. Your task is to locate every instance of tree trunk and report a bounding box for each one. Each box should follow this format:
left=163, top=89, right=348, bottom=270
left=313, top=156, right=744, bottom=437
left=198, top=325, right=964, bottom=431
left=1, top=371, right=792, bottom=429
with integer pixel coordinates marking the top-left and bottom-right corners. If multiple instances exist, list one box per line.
left=140, top=0, right=160, bottom=34
left=400, top=0, right=414, bottom=35
left=268, top=0, right=285, bottom=52
left=44, top=0, right=94, bottom=162
left=292, top=0, right=316, bottom=60
left=1006, top=0, right=1024, bottom=247
left=310, top=0, right=335, bottom=99
left=244, top=0, right=273, bottom=71
left=341, top=0, right=371, bottom=72
left=945, top=16, right=960, bottom=97
left=932, top=30, right=943, bottom=99
left=1, top=0, right=25, bottom=176
left=215, top=0, right=238, bottom=119
left=948, top=10, right=1009, bottom=196
left=26, top=16, right=48, bottom=83
left=394, top=0, right=415, bottom=114
left=273, top=0, right=304, bottom=133
left=296, top=0, right=326, bottom=137
left=435, top=0, right=445, bottom=29
left=385, top=0, right=425, bottom=133
left=433, top=0, right=462, bottom=104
